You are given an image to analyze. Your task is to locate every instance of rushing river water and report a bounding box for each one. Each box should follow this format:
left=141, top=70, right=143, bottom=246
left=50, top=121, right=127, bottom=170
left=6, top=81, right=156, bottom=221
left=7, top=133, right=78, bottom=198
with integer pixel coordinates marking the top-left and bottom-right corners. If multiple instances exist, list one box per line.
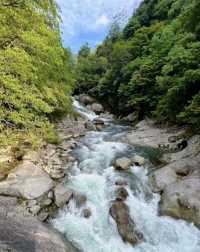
left=52, top=100, right=200, bottom=252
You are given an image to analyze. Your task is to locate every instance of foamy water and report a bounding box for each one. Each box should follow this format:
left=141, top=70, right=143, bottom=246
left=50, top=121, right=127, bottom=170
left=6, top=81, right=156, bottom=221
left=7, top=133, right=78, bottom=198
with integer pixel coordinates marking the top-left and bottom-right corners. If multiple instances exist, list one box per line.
left=52, top=100, right=200, bottom=252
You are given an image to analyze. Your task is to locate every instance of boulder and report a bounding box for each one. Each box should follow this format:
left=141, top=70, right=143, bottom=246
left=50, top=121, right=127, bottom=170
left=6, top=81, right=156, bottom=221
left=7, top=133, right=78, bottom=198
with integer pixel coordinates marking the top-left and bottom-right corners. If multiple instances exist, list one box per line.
left=84, top=120, right=96, bottom=131
left=0, top=216, right=79, bottom=252
left=159, top=176, right=200, bottom=228
left=91, top=103, right=104, bottom=114
left=0, top=161, right=54, bottom=200
left=116, top=187, right=129, bottom=201
left=54, top=184, right=73, bottom=208
left=115, top=157, right=132, bottom=171
left=37, top=211, right=49, bottom=222
left=79, top=94, right=94, bottom=105
left=82, top=208, right=92, bottom=218
left=124, top=112, right=138, bottom=123
left=0, top=196, right=18, bottom=215
left=151, top=158, right=197, bottom=193
left=93, top=118, right=105, bottom=131
left=132, top=155, right=145, bottom=166
left=150, top=166, right=177, bottom=193
left=74, top=193, right=87, bottom=208
left=115, top=180, right=128, bottom=187
left=110, top=200, right=143, bottom=245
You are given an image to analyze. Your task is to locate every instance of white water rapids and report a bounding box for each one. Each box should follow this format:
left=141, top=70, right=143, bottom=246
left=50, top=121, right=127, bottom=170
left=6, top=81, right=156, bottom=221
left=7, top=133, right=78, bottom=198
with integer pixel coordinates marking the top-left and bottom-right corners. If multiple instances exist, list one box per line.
left=52, top=100, right=200, bottom=252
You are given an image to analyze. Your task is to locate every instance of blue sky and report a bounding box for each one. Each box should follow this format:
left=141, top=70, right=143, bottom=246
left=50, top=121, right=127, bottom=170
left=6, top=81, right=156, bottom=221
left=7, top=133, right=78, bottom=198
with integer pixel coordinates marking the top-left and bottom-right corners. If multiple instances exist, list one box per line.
left=56, top=0, right=142, bottom=53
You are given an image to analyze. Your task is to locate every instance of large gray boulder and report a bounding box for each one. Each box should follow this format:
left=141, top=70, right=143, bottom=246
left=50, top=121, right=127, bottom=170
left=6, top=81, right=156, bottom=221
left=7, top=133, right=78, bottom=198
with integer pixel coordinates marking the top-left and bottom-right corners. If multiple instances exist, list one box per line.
left=0, top=161, right=54, bottom=200
left=79, top=94, right=94, bottom=105
left=0, top=216, right=79, bottom=252
left=160, top=176, right=200, bottom=228
left=91, top=103, right=104, bottom=114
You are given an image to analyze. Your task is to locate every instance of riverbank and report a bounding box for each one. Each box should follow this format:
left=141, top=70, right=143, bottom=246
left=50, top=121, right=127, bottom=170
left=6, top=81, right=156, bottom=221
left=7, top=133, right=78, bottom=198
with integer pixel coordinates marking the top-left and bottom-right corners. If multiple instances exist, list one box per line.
left=0, top=113, right=87, bottom=252
left=0, top=97, right=199, bottom=251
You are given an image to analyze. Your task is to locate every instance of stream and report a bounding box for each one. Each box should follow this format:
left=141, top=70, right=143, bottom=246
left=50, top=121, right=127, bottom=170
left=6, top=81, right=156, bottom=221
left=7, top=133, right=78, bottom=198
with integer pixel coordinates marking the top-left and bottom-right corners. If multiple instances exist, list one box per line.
left=52, top=100, right=200, bottom=252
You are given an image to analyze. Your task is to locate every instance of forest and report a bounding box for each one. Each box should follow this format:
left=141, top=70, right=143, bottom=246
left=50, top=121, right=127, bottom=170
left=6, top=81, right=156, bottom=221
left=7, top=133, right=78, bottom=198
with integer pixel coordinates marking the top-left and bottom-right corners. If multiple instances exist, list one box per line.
left=75, top=0, right=200, bottom=130
left=1, top=0, right=200, bottom=148
left=0, top=0, right=75, bottom=145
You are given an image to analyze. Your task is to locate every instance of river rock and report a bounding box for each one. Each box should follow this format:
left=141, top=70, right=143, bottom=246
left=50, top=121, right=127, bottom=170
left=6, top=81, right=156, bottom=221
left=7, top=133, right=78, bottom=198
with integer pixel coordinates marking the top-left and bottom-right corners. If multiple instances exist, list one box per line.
left=84, top=120, right=96, bottom=131
left=29, top=205, right=41, bottom=215
left=91, top=103, right=104, bottom=114
left=0, top=161, right=54, bottom=200
left=110, top=200, right=143, bottom=245
left=0, top=196, right=18, bottom=215
left=93, top=118, right=105, bottom=131
left=82, top=208, right=92, bottom=218
left=0, top=216, right=79, bottom=252
left=159, top=176, right=200, bottom=227
left=151, top=166, right=177, bottom=193
left=38, top=211, right=49, bottom=222
left=124, top=112, right=138, bottom=123
left=132, top=155, right=145, bottom=166
left=116, top=187, right=129, bottom=201
left=115, top=157, right=132, bottom=171
left=115, top=180, right=128, bottom=187
left=74, top=193, right=87, bottom=207
left=79, top=94, right=95, bottom=105
left=124, top=119, right=186, bottom=149
left=54, top=183, right=73, bottom=208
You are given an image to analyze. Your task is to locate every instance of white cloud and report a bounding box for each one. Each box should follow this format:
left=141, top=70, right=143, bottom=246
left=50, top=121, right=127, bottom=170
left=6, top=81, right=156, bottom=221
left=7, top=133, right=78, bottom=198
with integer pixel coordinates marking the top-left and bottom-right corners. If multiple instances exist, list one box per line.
left=56, top=0, right=142, bottom=50
left=96, top=14, right=110, bottom=27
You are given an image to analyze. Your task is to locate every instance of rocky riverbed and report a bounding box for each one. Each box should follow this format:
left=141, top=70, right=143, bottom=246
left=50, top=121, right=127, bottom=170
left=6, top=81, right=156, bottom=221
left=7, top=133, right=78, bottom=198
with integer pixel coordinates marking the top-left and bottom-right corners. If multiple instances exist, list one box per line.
left=0, top=95, right=200, bottom=252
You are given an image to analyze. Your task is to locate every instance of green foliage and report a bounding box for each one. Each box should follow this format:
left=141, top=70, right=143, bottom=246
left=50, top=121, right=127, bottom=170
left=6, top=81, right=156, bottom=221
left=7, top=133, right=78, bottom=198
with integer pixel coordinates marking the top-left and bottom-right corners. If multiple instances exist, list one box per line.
left=75, top=0, right=200, bottom=130
left=0, top=0, right=74, bottom=145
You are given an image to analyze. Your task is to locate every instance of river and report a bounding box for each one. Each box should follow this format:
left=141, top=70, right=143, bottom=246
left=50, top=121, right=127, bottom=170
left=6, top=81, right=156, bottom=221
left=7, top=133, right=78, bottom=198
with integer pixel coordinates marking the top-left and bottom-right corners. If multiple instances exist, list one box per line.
left=52, top=100, right=200, bottom=252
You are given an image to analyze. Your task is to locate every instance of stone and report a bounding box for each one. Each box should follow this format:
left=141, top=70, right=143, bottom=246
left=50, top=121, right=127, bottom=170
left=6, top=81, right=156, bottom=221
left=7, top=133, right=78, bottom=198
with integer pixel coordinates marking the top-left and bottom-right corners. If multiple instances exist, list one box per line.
left=29, top=205, right=41, bottom=215
left=168, top=136, right=178, bottom=143
left=27, top=200, right=37, bottom=208
left=132, top=155, right=145, bottom=166
left=79, top=94, right=95, bottom=105
left=49, top=170, right=65, bottom=180
left=0, top=216, right=80, bottom=252
left=84, top=120, right=96, bottom=131
left=159, top=176, right=200, bottom=228
left=115, top=180, right=128, bottom=187
left=38, top=211, right=49, bottom=222
left=91, top=103, right=104, bottom=114
left=124, top=119, right=186, bottom=149
left=116, top=187, right=129, bottom=201
left=42, top=198, right=52, bottom=207
left=124, top=112, right=138, bottom=123
left=110, top=200, right=143, bottom=245
left=0, top=196, right=18, bottom=216
left=115, top=157, right=132, bottom=171
left=150, top=166, right=177, bottom=193
left=54, top=184, right=73, bottom=208
left=0, top=161, right=54, bottom=200
left=48, top=190, right=54, bottom=199
left=74, top=193, right=87, bottom=208
left=93, top=118, right=105, bottom=131
left=82, top=208, right=92, bottom=218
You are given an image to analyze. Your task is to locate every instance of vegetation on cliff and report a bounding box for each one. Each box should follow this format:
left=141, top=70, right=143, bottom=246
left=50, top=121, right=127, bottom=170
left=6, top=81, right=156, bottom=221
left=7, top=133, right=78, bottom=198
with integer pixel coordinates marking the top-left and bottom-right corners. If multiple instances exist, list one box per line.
left=75, top=0, right=200, bottom=130
left=0, top=0, right=75, bottom=146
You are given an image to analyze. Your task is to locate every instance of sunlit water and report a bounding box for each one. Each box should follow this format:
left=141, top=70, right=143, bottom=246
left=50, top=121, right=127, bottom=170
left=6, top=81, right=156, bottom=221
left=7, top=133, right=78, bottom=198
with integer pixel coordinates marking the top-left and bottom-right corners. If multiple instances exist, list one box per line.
left=52, top=100, right=200, bottom=252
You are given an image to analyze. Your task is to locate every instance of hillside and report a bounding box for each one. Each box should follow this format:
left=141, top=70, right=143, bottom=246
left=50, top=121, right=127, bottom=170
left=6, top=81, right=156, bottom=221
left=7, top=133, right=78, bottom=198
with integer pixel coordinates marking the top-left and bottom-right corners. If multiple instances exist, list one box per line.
left=0, top=0, right=74, bottom=148
left=75, top=0, right=200, bottom=130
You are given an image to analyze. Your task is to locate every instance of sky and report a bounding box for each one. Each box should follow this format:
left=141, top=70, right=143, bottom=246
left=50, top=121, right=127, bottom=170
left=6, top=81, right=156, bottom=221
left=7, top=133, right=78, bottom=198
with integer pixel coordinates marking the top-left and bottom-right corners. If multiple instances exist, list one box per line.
left=56, top=0, right=142, bottom=53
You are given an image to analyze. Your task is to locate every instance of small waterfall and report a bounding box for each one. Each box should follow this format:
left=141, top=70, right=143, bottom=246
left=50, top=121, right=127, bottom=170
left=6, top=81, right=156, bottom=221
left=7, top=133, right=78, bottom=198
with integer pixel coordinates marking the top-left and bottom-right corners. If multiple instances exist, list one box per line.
left=52, top=99, right=200, bottom=252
